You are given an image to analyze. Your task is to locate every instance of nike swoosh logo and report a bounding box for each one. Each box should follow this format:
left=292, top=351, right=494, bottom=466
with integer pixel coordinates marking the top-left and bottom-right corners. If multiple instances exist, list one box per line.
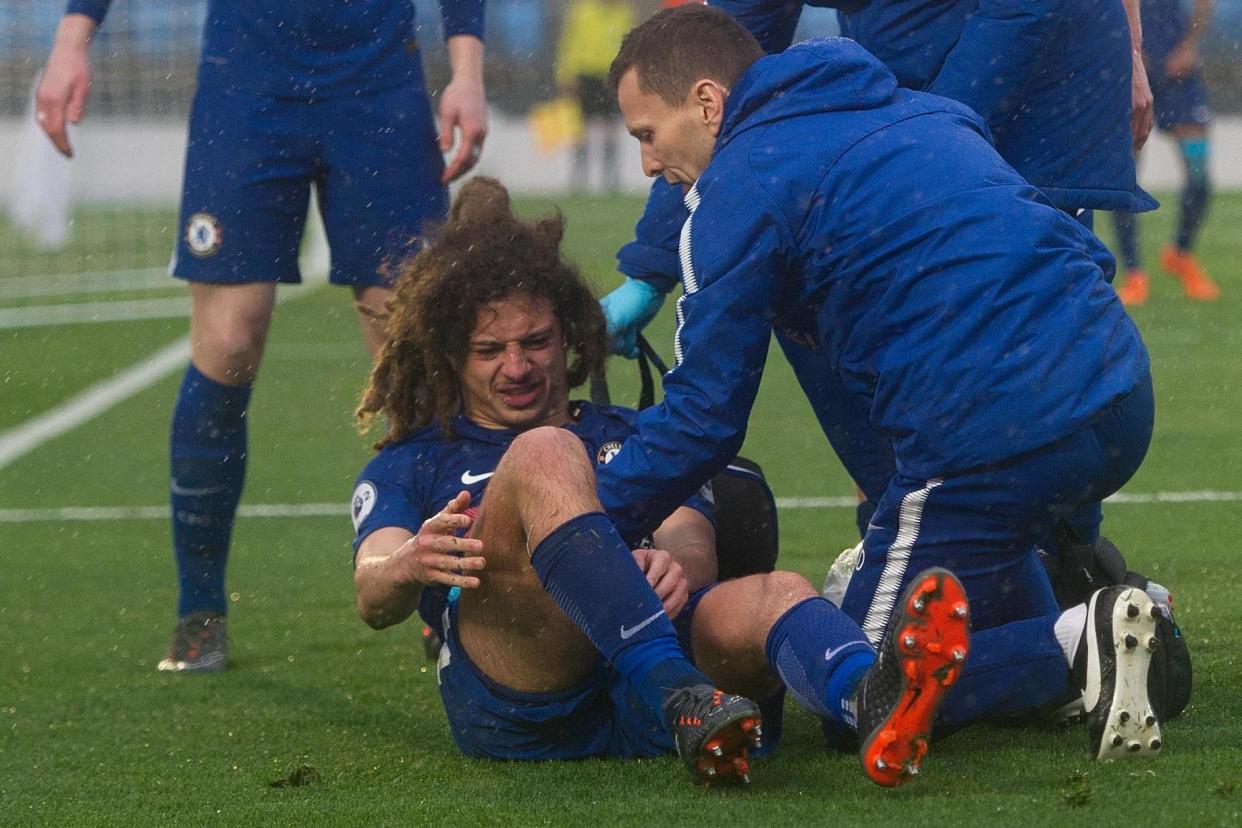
left=170, top=481, right=228, bottom=497
left=824, top=643, right=863, bottom=662
left=1083, top=592, right=1104, bottom=713
left=619, top=609, right=665, bottom=640
left=902, top=686, right=923, bottom=716
left=460, top=470, right=494, bottom=485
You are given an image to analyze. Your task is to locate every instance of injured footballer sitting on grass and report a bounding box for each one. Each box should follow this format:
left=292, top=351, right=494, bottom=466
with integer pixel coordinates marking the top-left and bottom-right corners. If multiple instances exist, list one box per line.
left=348, top=176, right=974, bottom=788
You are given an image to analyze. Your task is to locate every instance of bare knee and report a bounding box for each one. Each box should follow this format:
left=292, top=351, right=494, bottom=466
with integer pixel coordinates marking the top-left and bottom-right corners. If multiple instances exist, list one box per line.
left=492, top=427, right=602, bottom=547
left=506, top=425, right=583, bottom=457
left=193, top=320, right=269, bottom=383
left=712, top=570, right=820, bottom=637
left=756, top=570, right=819, bottom=620
left=689, top=569, right=819, bottom=697
left=503, top=427, right=597, bottom=488
left=189, top=284, right=276, bottom=384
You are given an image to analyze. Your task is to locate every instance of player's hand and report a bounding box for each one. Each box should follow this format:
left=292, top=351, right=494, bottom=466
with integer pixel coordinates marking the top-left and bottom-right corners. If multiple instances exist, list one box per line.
left=399, top=491, right=486, bottom=589
left=632, top=547, right=689, bottom=619
left=438, top=78, right=488, bottom=184
left=600, top=277, right=667, bottom=359
left=36, top=15, right=97, bottom=159
left=1164, top=42, right=1199, bottom=79
left=1130, top=52, right=1154, bottom=153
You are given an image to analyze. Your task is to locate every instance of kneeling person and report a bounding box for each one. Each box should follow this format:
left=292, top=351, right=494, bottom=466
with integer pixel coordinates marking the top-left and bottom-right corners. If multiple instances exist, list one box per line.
left=349, top=178, right=970, bottom=787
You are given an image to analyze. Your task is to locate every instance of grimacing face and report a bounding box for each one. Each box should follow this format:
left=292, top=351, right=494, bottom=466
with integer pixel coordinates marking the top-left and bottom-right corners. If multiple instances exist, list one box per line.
left=617, top=67, right=721, bottom=186
left=458, top=294, right=572, bottom=432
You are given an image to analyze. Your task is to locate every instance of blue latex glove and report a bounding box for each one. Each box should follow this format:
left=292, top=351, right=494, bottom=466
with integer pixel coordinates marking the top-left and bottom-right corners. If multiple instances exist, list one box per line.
left=599, top=277, right=667, bottom=359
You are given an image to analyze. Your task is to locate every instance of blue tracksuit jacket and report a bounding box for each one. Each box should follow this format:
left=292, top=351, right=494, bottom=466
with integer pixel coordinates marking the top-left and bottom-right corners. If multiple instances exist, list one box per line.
left=598, top=40, right=1150, bottom=543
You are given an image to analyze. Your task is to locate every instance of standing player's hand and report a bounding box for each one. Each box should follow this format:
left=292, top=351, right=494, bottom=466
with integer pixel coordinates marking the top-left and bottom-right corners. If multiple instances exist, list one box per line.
left=1130, top=52, right=1154, bottom=152
left=36, top=14, right=97, bottom=159
left=398, top=491, right=486, bottom=588
left=438, top=77, right=488, bottom=184
left=1164, top=42, right=1199, bottom=79
left=632, top=547, right=689, bottom=619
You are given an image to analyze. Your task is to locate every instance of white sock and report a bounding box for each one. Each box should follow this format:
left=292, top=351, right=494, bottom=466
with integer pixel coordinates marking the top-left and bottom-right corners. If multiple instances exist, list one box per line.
left=1055, top=603, right=1088, bottom=666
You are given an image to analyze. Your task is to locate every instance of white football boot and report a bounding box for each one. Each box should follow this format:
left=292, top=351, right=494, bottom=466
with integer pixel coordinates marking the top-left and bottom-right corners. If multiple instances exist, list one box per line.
left=1075, top=585, right=1165, bottom=760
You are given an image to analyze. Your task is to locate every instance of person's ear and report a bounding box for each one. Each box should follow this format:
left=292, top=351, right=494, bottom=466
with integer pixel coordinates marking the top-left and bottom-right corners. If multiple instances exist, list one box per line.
left=693, top=79, right=728, bottom=136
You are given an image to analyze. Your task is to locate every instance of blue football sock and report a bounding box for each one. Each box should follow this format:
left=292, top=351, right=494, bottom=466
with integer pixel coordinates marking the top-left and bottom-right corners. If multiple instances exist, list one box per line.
left=530, top=511, right=709, bottom=721
left=751, top=690, right=787, bottom=758
left=170, top=363, right=251, bottom=617
left=1111, top=212, right=1141, bottom=271
left=934, top=612, right=1066, bottom=737
left=1177, top=137, right=1211, bottom=251
left=764, top=596, right=875, bottom=728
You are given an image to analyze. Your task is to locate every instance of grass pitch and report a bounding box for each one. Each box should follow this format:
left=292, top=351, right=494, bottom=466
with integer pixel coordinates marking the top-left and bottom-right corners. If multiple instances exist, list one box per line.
left=0, top=194, right=1240, bottom=825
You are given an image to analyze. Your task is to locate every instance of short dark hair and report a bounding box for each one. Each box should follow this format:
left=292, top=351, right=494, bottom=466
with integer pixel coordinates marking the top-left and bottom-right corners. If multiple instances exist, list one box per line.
left=609, top=4, right=765, bottom=106
left=356, top=177, right=606, bottom=447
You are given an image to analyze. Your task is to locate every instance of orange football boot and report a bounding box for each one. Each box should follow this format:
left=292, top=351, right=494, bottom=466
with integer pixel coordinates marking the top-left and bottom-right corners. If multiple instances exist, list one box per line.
left=854, top=568, right=971, bottom=787
left=1160, top=246, right=1220, bottom=301
left=1116, top=269, right=1149, bottom=306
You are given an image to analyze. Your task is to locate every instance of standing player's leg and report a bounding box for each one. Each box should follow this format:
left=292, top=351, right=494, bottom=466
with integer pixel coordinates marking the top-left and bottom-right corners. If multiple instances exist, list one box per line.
left=166, top=282, right=276, bottom=646
left=1159, top=123, right=1218, bottom=300
left=1151, top=71, right=1218, bottom=301
left=160, top=85, right=319, bottom=672
left=352, top=285, right=393, bottom=359
left=1112, top=209, right=1148, bottom=306
left=456, top=426, right=761, bottom=783
left=566, top=78, right=589, bottom=194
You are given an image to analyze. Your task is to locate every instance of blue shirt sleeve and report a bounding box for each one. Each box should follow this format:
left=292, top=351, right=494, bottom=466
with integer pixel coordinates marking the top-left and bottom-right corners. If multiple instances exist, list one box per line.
left=616, top=179, right=686, bottom=294
left=682, top=484, right=717, bottom=529
left=439, top=0, right=486, bottom=41
left=597, top=176, right=787, bottom=544
left=66, top=0, right=110, bottom=24
left=926, top=0, right=1064, bottom=133
left=711, top=0, right=804, bottom=53
left=350, top=446, right=427, bottom=557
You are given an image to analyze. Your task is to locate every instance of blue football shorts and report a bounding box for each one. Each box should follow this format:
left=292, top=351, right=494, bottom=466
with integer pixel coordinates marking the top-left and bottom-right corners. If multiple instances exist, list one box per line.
left=841, top=372, right=1154, bottom=641
left=1149, top=68, right=1213, bottom=133
left=422, top=585, right=716, bottom=761
left=171, top=75, right=447, bottom=286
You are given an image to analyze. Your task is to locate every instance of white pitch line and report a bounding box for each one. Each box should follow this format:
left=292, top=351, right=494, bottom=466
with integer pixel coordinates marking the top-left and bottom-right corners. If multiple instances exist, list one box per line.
left=778, top=496, right=859, bottom=509
left=0, top=284, right=320, bottom=471
left=0, top=336, right=192, bottom=470
left=0, top=266, right=169, bottom=300
left=1, top=490, right=1239, bottom=524
left=776, top=490, right=1242, bottom=509
left=1, top=282, right=317, bottom=330
left=0, top=297, right=190, bottom=329
left=0, top=503, right=347, bottom=523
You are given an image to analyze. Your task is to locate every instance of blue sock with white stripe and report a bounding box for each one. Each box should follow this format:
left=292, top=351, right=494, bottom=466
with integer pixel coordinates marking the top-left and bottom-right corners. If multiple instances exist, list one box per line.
left=765, top=596, right=875, bottom=728
left=1177, top=136, right=1211, bottom=251
left=530, top=511, right=709, bottom=721
left=170, top=363, right=250, bottom=617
